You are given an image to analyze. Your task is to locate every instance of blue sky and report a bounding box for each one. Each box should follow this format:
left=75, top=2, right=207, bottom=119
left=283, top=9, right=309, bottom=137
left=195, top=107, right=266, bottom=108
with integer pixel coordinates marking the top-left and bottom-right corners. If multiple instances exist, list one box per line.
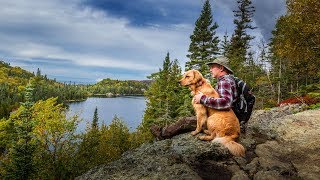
left=0, top=0, right=285, bottom=84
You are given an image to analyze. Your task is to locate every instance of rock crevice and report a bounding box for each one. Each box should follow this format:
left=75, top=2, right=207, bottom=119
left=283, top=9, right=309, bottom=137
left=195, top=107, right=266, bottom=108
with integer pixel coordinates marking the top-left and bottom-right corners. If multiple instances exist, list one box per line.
left=77, top=105, right=320, bottom=180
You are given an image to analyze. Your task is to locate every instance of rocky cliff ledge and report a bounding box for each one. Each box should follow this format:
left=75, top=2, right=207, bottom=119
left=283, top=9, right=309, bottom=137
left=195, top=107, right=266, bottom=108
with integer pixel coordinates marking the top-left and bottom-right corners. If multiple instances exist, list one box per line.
left=77, top=104, right=320, bottom=180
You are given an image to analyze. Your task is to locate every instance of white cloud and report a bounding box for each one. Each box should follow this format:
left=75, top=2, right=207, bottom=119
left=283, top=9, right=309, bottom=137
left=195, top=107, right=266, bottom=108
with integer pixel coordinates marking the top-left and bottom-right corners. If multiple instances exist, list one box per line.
left=0, top=0, right=285, bottom=82
left=0, top=0, right=191, bottom=76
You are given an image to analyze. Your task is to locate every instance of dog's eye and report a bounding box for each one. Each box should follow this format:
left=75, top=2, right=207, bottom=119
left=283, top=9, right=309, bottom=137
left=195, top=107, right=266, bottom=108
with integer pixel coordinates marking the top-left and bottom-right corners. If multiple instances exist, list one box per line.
left=186, top=75, right=190, bottom=78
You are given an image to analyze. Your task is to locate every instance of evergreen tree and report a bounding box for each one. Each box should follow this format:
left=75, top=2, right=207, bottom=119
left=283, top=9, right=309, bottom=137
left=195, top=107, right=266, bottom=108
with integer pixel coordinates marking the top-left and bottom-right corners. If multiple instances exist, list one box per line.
left=165, top=59, right=185, bottom=122
left=221, top=30, right=230, bottom=56
left=176, top=88, right=194, bottom=117
left=228, top=0, right=256, bottom=76
left=107, top=115, right=130, bottom=154
left=36, top=68, right=41, bottom=77
left=75, top=115, right=131, bottom=176
left=186, top=0, right=220, bottom=77
left=143, top=53, right=171, bottom=125
left=4, top=83, right=36, bottom=179
left=92, top=106, right=99, bottom=129
left=141, top=53, right=188, bottom=135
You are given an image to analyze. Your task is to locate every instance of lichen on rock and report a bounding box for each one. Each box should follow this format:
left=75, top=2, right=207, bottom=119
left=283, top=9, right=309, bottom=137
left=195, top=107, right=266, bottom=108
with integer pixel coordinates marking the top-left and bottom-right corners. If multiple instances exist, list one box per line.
left=77, top=105, right=320, bottom=180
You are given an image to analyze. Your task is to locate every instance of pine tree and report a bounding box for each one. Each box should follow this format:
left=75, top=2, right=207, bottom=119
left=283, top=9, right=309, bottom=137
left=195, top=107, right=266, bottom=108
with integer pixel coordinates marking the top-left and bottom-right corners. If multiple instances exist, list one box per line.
left=164, top=59, right=185, bottom=124
left=221, top=30, right=230, bottom=56
left=142, top=53, right=187, bottom=130
left=143, top=53, right=171, bottom=125
left=92, top=106, right=99, bottom=129
left=186, top=0, right=220, bottom=77
left=228, top=0, right=256, bottom=76
left=108, top=115, right=130, bottom=154
left=4, top=83, right=36, bottom=179
left=36, top=68, right=41, bottom=77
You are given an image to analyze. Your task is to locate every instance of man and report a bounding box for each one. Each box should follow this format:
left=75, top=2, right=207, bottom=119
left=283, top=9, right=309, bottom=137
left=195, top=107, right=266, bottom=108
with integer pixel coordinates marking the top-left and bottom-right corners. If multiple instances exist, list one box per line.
left=150, top=56, right=238, bottom=139
left=193, top=56, right=237, bottom=108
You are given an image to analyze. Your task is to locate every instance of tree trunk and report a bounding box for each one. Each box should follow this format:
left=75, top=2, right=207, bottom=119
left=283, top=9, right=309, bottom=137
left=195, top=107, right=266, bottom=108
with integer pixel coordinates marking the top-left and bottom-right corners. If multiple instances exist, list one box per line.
left=266, top=71, right=275, bottom=94
left=277, top=59, right=282, bottom=104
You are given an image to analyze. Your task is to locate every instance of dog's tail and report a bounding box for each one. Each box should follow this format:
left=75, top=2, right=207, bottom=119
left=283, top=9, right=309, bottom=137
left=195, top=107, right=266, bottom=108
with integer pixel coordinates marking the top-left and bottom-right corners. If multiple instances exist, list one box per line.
left=213, top=136, right=245, bottom=157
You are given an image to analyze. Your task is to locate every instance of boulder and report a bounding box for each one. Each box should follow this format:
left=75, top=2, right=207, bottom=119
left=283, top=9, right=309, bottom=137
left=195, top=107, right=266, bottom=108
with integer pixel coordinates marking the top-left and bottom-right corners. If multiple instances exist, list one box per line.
left=77, top=105, right=320, bottom=180
left=247, top=106, right=320, bottom=180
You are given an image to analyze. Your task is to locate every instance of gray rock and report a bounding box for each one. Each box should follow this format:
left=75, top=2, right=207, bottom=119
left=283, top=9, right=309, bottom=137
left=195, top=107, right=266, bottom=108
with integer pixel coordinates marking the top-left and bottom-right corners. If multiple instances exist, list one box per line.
left=77, top=105, right=320, bottom=180
left=254, top=170, right=283, bottom=180
left=244, top=157, right=259, bottom=176
left=231, top=170, right=250, bottom=180
left=76, top=133, right=235, bottom=180
left=248, top=108, right=320, bottom=179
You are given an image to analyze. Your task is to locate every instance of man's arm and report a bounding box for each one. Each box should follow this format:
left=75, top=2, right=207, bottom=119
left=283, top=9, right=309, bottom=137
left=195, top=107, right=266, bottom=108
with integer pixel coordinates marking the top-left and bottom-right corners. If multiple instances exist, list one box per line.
left=196, top=80, right=234, bottom=110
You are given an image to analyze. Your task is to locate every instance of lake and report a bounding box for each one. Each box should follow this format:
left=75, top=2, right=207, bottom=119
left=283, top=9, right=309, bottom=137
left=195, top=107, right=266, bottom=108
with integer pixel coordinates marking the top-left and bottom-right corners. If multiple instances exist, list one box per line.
left=67, top=96, right=146, bottom=132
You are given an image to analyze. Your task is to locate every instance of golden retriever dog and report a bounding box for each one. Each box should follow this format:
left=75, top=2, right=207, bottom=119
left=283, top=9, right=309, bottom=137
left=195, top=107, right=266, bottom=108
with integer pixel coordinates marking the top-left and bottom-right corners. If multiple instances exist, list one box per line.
left=179, top=69, right=245, bottom=157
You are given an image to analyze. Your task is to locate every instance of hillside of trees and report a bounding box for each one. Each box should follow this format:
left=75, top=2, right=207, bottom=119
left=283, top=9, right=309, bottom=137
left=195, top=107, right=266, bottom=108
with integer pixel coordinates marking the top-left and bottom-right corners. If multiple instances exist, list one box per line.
left=0, top=60, right=88, bottom=119
left=0, top=60, right=151, bottom=119
left=0, top=0, right=319, bottom=179
left=88, top=78, right=151, bottom=97
left=0, top=62, right=150, bottom=178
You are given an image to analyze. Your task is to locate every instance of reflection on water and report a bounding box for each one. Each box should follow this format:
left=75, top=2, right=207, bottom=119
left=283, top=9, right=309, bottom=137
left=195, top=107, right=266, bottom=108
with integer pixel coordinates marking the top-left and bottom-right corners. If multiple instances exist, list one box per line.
left=67, top=96, right=146, bottom=133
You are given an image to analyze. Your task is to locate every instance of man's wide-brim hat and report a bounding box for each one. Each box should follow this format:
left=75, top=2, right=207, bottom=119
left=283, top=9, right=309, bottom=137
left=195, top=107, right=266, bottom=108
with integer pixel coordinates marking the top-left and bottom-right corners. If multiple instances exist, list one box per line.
left=206, top=56, right=234, bottom=74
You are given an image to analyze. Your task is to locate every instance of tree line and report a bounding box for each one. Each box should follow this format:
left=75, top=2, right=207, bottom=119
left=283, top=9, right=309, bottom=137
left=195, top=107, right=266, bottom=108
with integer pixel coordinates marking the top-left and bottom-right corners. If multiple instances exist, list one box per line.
left=185, top=0, right=319, bottom=107
left=140, top=0, right=320, bottom=135
left=0, top=61, right=150, bottom=119
left=0, top=84, right=143, bottom=178
left=0, top=61, right=150, bottom=178
left=88, top=78, right=150, bottom=97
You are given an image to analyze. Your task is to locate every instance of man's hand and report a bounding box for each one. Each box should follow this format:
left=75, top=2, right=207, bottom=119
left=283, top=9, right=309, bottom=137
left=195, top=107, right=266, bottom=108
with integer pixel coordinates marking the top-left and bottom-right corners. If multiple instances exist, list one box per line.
left=193, top=91, right=204, bottom=104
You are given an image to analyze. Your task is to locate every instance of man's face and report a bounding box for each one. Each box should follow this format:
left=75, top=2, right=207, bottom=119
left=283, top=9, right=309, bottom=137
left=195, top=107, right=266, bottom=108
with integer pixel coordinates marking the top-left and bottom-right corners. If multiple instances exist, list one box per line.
left=209, top=64, right=221, bottom=78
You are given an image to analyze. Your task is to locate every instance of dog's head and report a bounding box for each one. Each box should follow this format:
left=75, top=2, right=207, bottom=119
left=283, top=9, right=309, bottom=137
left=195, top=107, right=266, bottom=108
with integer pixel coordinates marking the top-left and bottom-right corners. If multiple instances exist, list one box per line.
left=179, top=69, right=204, bottom=86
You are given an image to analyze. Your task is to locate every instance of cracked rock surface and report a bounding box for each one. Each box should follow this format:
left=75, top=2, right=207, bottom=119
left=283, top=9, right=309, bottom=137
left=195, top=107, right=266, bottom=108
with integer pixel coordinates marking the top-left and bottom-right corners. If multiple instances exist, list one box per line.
left=77, top=105, right=320, bottom=180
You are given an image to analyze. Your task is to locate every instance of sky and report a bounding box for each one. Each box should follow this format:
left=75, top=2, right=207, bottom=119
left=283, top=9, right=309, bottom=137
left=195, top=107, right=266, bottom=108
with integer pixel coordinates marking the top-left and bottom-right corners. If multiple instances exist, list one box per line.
left=0, top=0, right=286, bottom=84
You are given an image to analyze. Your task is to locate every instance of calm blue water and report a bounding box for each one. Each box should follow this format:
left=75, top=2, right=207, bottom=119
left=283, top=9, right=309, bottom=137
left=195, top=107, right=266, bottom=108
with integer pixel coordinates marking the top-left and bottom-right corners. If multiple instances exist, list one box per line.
left=67, top=97, right=146, bottom=133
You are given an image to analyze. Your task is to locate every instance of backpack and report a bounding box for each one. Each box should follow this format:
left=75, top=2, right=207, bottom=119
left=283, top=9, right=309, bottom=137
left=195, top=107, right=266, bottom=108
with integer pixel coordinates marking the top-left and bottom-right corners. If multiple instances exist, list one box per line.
left=232, top=76, right=255, bottom=124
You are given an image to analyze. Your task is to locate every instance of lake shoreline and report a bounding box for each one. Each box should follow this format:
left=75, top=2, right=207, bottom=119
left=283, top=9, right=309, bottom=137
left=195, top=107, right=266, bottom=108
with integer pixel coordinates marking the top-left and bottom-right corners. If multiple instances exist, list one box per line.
left=65, top=94, right=145, bottom=103
left=67, top=97, right=146, bottom=133
left=90, top=94, right=145, bottom=98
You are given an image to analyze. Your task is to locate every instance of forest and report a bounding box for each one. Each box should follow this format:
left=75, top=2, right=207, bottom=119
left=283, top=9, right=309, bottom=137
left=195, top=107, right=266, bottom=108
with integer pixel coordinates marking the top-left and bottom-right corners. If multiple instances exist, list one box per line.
left=0, top=0, right=319, bottom=179
left=0, top=60, right=151, bottom=178
left=88, top=78, right=150, bottom=97
left=0, top=60, right=149, bottom=119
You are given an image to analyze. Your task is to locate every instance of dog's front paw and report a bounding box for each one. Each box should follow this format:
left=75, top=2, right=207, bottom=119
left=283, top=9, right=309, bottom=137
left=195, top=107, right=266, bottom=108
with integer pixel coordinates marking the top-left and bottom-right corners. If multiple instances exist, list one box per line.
left=198, top=135, right=205, bottom=140
left=191, top=130, right=199, bottom=136
left=198, top=135, right=214, bottom=141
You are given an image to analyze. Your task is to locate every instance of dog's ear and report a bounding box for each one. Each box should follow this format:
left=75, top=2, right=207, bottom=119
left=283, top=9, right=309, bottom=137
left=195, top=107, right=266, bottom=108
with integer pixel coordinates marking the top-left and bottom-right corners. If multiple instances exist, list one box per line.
left=191, top=70, right=197, bottom=84
left=193, top=70, right=203, bottom=83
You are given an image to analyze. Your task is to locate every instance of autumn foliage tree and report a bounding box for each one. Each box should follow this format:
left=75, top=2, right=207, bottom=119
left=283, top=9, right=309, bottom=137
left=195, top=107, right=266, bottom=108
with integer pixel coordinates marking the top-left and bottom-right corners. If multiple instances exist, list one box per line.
left=269, top=0, right=320, bottom=102
left=31, top=97, right=79, bottom=179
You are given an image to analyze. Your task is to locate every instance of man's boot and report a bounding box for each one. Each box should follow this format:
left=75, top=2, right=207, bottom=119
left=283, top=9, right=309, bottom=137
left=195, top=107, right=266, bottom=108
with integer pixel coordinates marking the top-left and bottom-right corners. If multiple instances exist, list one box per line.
left=240, top=121, right=247, bottom=134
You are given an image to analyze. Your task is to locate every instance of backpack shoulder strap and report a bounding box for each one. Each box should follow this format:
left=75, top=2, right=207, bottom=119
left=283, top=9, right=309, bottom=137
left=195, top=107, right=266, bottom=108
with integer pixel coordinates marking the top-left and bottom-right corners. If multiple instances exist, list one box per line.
left=233, top=76, right=248, bottom=112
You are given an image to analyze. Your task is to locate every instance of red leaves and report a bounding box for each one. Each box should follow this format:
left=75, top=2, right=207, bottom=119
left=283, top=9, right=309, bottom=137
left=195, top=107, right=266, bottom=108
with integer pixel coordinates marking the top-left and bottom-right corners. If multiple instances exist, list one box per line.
left=278, top=95, right=320, bottom=106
